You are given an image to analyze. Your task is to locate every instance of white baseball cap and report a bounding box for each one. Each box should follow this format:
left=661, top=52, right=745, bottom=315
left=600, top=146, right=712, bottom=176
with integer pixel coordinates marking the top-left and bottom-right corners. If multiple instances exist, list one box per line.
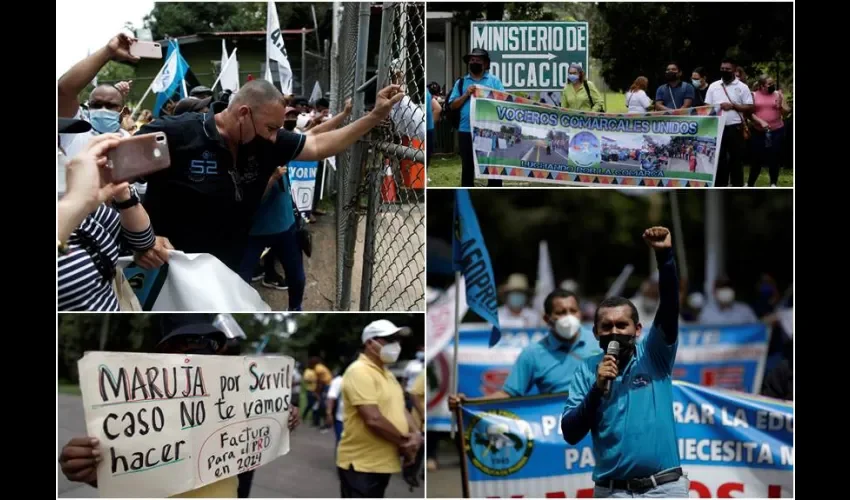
left=362, top=319, right=412, bottom=344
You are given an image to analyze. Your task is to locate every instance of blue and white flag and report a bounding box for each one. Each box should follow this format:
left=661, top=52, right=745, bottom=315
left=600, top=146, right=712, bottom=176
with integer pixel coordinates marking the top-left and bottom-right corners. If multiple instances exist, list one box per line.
left=458, top=385, right=793, bottom=498
left=453, top=191, right=501, bottom=346
left=153, top=40, right=190, bottom=117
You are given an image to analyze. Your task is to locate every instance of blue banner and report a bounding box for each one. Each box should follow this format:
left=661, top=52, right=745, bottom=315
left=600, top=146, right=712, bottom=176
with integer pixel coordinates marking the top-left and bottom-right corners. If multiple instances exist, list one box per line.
left=459, top=385, right=793, bottom=497
left=453, top=191, right=501, bottom=346
left=288, top=160, right=319, bottom=213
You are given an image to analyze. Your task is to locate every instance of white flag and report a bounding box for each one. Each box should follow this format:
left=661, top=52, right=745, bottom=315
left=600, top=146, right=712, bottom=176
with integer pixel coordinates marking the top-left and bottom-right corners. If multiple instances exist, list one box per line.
left=266, top=1, right=294, bottom=94
left=220, top=48, right=240, bottom=92
left=310, top=81, right=323, bottom=103
left=425, top=278, right=469, bottom=364
left=151, top=52, right=178, bottom=93
left=532, top=240, right=555, bottom=315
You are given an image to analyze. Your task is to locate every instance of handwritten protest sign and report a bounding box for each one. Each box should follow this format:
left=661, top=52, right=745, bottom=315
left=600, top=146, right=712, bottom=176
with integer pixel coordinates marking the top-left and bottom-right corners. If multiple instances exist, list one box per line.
left=78, top=352, right=294, bottom=498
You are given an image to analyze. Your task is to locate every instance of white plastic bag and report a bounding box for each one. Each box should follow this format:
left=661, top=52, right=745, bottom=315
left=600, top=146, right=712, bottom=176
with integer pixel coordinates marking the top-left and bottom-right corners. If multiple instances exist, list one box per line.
left=118, top=251, right=271, bottom=312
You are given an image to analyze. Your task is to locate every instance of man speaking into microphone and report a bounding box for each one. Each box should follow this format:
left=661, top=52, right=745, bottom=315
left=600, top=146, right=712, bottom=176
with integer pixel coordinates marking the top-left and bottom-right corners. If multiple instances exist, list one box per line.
left=560, top=227, right=688, bottom=498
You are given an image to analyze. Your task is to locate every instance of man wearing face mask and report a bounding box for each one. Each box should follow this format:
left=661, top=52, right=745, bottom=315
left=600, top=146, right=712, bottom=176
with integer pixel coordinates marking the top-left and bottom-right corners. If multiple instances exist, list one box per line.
left=497, top=274, right=541, bottom=328
left=58, top=313, right=301, bottom=498
left=57, top=33, right=141, bottom=196
left=691, top=67, right=710, bottom=107
left=337, top=320, right=422, bottom=498
left=697, top=278, right=757, bottom=325
left=135, top=79, right=404, bottom=272
left=655, top=62, right=695, bottom=111
left=561, top=227, right=689, bottom=498
left=447, top=48, right=505, bottom=187
left=705, top=58, right=755, bottom=187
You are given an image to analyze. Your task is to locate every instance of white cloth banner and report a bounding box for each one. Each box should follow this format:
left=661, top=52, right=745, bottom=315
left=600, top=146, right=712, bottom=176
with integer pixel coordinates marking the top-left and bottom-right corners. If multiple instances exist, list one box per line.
left=266, top=1, right=293, bottom=94
left=78, top=351, right=294, bottom=497
left=119, top=252, right=271, bottom=312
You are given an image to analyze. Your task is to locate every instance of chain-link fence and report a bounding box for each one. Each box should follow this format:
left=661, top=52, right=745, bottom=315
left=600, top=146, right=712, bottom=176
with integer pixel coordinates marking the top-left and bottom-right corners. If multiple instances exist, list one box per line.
left=329, top=2, right=425, bottom=311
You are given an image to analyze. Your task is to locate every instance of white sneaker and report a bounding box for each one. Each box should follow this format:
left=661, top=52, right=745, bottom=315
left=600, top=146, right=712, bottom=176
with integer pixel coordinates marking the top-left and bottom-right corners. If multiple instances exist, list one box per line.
left=770, top=184, right=777, bottom=187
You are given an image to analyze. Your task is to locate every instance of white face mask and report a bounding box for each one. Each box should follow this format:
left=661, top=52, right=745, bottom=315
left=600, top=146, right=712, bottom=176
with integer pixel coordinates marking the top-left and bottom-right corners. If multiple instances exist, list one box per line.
left=553, top=314, right=581, bottom=341
left=716, top=288, right=735, bottom=305
left=379, top=341, right=401, bottom=364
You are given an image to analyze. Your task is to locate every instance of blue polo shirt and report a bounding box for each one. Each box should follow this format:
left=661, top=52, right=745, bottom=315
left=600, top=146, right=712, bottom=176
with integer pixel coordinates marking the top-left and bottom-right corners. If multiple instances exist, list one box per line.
left=655, top=81, right=695, bottom=109
left=503, top=328, right=601, bottom=396
left=448, top=72, right=505, bottom=133
left=426, top=89, right=434, bottom=131
left=561, top=248, right=680, bottom=482
left=250, top=177, right=296, bottom=236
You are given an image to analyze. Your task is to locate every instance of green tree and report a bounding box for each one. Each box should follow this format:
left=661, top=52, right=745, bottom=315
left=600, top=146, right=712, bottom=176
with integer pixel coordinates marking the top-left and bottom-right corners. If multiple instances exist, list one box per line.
left=143, top=2, right=331, bottom=40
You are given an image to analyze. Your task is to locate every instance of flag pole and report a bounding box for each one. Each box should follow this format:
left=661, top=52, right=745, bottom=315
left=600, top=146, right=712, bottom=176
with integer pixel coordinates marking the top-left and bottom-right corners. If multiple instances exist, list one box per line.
left=130, top=54, right=172, bottom=117
left=211, top=49, right=237, bottom=92
left=450, top=270, right=461, bottom=439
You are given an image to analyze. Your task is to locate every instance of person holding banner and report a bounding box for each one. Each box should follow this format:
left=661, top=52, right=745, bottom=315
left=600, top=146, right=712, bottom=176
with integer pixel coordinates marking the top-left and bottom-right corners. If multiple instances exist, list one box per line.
left=450, top=290, right=599, bottom=407
left=447, top=47, right=504, bottom=187
left=561, top=227, right=688, bottom=498
left=58, top=314, right=301, bottom=498
left=136, top=79, right=403, bottom=272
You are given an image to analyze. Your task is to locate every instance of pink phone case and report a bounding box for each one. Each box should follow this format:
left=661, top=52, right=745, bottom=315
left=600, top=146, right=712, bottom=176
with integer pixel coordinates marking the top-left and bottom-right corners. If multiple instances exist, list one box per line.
left=130, top=41, right=162, bottom=59
left=108, top=133, right=171, bottom=182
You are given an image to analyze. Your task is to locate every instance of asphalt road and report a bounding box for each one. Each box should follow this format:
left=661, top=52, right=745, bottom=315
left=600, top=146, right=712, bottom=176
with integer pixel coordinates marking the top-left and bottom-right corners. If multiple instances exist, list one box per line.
left=57, top=393, right=423, bottom=498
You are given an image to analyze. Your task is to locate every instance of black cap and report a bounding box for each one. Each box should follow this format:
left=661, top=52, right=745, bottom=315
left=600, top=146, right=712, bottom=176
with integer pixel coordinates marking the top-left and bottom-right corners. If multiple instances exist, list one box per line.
left=173, top=97, right=213, bottom=116
left=463, top=48, right=490, bottom=64
left=158, top=314, right=226, bottom=347
left=58, top=118, right=92, bottom=134
left=189, top=86, right=213, bottom=98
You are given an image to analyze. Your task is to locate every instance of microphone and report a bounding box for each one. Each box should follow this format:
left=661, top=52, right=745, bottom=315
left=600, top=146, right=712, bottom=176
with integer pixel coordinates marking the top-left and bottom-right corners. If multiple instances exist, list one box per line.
left=603, top=341, right=620, bottom=395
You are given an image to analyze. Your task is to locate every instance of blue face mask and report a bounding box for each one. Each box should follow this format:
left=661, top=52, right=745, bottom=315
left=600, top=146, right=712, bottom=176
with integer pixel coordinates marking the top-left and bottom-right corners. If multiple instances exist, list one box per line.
left=88, top=108, right=122, bottom=134
left=507, top=292, right=526, bottom=309
left=415, top=351, right=424, bottom=361
left=692, top=79, right=702, bottom=87
left=568, top=74, right=579, bottom=83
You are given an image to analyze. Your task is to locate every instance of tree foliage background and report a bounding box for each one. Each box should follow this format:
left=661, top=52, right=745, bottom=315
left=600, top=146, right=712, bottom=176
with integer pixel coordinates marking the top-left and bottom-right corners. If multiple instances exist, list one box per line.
left=441, top=2, right=793, bottom=92
left=427, top=190, right=793, bottom=309
left=58, top=314, right=423, bottom=384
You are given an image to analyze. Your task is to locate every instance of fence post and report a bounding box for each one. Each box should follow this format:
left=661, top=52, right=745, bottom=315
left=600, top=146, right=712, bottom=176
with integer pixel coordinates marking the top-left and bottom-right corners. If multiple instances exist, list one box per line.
left=358, top=3, right=397, bottom=311
left=338, top=2, right=372, bottom=310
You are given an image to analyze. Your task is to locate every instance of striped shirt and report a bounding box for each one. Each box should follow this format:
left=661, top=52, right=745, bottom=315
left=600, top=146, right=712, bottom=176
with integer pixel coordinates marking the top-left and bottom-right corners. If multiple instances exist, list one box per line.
left=57, top=204, right=156, bottom=311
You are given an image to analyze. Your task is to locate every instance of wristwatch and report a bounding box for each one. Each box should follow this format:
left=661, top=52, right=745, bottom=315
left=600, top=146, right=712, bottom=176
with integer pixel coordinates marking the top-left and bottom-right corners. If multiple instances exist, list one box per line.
left=112, top=185, right=140, bottom=210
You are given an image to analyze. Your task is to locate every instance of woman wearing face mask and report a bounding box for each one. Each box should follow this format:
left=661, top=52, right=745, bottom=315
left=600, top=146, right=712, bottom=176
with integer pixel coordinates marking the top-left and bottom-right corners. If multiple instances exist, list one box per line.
left=560, top=63, right=604, bottom=112
left=58, top=131, right=172, bottom=311
left=747, top=75, right=790, bottom=187
left=625, top=76, right=652, bottom=113
left=496, top=274, right=540, bottom=328
left=691, top=67, right=709, bottom=106
left=240, top=99, right=353, bottom=307
left=336, top=320, right=422, bottom=498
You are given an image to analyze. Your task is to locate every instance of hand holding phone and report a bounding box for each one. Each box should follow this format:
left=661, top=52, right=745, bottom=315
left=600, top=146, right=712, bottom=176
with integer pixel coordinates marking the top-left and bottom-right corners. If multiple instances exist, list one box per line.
left=108, top=133, right=170, bottom=183
left=129, top=40, right=162, bottom=59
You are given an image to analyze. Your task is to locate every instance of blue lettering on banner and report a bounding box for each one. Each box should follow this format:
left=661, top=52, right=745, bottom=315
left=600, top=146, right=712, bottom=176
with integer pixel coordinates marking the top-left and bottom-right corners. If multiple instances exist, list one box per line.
left=458, top=386, right=792, bottom=497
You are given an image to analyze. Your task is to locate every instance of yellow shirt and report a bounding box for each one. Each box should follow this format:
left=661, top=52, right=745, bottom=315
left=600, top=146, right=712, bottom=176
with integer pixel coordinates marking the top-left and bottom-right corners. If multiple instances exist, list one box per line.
left=314, top=363, right=333, bottom=386
left=303, top=368, right=317, bottom=392
left=336, top=354, right=409, bottom=474
left=409, top=371, right=426, bottom=430
left=171, top=477, right=238, bottom=498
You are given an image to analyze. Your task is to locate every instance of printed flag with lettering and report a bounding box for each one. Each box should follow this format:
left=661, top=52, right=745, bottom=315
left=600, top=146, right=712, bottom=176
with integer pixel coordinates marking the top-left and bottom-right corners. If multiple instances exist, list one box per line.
left=266, top=1, right=294, bottom=94
left=452, top=191, right=501, bottom=346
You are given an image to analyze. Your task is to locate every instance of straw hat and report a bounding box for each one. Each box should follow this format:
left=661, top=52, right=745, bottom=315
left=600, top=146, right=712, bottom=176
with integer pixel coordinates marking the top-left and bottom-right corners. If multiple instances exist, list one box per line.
left=500, top=273, right=530, bottom=294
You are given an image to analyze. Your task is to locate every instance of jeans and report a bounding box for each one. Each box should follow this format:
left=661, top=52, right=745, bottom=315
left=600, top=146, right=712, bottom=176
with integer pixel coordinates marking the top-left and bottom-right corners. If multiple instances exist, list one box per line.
left=715, top=124, right=746, bottom=186
left=238, top=227, right=305, bottom=310
left=304, top=391, right=316, bottom=421
left=593, top=473, right=690, bottom=498
left=459, top=132, right=502, bottom=187
left=334, top=419, right=344, bottom=443
left=748, top=127, right=785, bottom=186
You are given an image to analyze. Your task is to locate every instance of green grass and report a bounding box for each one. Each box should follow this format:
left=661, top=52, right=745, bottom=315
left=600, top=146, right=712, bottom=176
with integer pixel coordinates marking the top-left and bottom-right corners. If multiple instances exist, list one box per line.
left=58, top=380, right=81, bottom=395
left=427, top=154, right=793, bottom=187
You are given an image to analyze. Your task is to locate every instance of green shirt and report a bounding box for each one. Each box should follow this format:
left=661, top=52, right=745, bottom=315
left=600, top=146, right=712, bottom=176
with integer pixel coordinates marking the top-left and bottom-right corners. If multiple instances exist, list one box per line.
left=561, top=80, right=605, bottom=112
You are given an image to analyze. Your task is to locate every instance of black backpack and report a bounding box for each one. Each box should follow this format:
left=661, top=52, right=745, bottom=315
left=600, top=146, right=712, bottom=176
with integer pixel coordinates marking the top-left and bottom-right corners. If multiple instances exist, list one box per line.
left=444, top=77, right=467, bottom=130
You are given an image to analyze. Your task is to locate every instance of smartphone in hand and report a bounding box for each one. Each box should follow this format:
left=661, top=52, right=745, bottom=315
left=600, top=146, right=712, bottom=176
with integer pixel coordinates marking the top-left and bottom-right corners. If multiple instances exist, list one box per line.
left=108, top=133, right=170, bottom=183
left=129, top=41, right=162, bottom=59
